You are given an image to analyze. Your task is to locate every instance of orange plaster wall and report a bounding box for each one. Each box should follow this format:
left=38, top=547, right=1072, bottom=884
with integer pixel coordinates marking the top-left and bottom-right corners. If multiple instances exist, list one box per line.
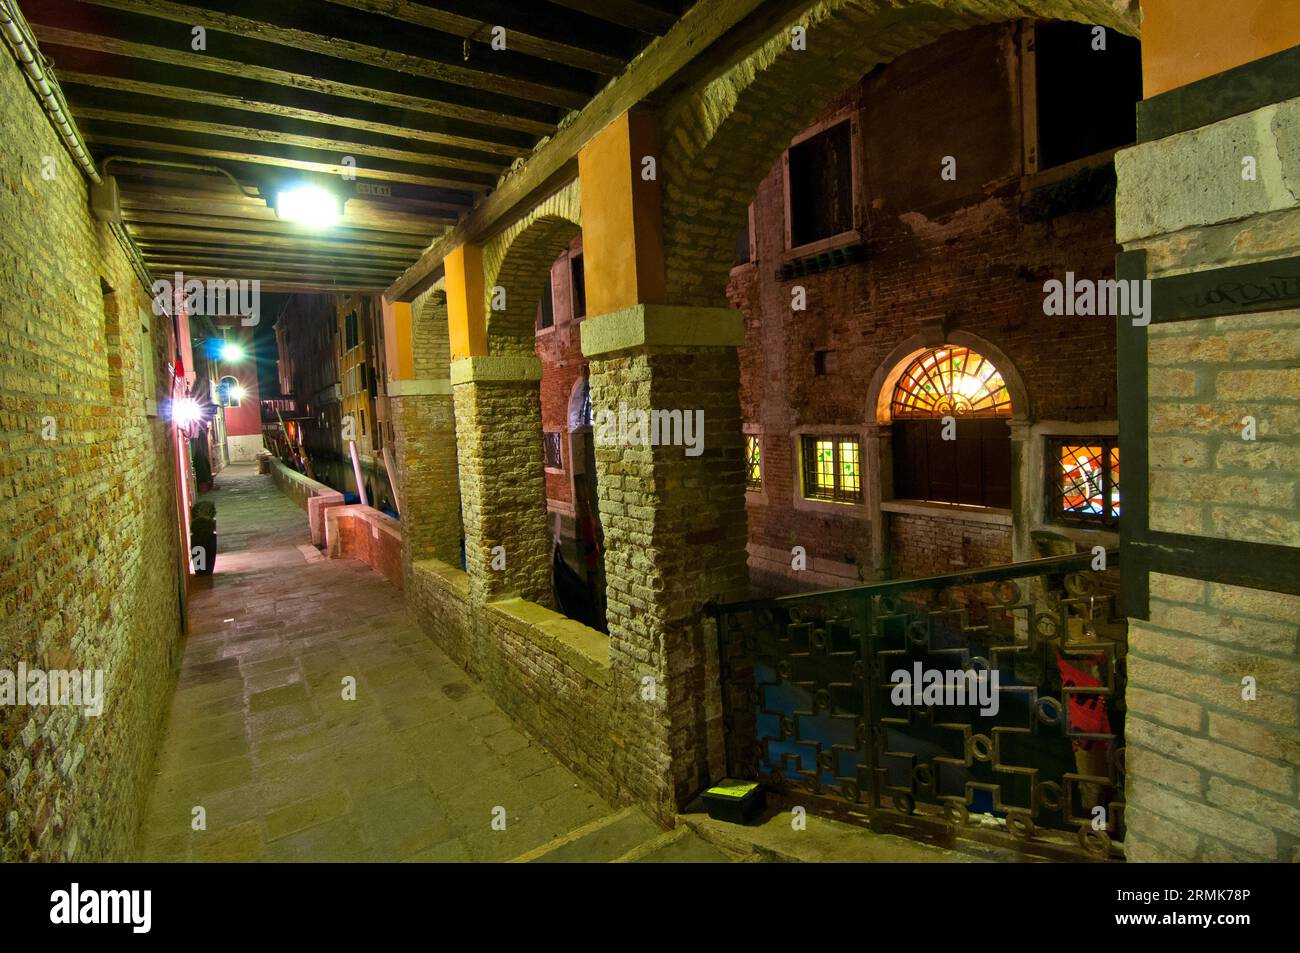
left=578, top=111, right=665, bottom=316
left=381, top=298, right=414, bottom=381
left=1141, top=0, right=1300, bottom=97
left=446, top=243, right=487, bottom=360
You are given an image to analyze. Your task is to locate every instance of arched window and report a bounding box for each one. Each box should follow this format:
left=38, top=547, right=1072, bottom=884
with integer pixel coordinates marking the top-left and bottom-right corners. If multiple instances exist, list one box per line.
left=891, top=346, right=1011, bottom=419
left=890, top=345, right=1012, bottom=507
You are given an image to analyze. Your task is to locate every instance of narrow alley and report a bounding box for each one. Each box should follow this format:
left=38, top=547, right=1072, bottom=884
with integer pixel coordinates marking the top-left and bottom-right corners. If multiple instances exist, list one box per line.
left=139, top=464, right=729, bottom=863
left=4, top=0, right=1300, bottom=889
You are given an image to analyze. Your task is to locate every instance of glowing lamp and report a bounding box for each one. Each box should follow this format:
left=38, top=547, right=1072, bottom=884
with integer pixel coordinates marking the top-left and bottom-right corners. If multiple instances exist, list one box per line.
left=171, top=397, right=203, bottom=427
left=273, top=185, right=342, bottom=227
left=219, top=341, right=245, bottom=362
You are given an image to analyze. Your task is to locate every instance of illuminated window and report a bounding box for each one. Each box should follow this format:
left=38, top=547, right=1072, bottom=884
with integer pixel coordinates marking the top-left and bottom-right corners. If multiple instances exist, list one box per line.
left=745, top=435, right=762, bottom=490
left=1047, top=437, right=1120, bottom=526
left=891, top=346, right=1011, bottom=419
left=890, top=345, right=1012, bottom=507
left=801, top=434, right=861, bottom=503
left=543, top=431, right=563, bottom=470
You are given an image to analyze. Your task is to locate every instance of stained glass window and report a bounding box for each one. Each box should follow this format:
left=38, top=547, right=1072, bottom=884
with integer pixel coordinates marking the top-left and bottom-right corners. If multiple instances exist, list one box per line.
left=1047, top=437, right=1120, bottom=526
left=801, top=434, right=861, bottom=503
left=745, top=435, right=762, bottom=491
left=891, top=346, right=1012, bottom=419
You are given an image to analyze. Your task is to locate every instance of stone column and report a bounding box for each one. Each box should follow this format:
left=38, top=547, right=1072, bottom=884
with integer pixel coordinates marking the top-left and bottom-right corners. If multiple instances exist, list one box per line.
left=451, top=355, right=552, bottom=607
left=1113, top=34, right=1300, bottom=861
left=582, top=304, right=747, bottom=819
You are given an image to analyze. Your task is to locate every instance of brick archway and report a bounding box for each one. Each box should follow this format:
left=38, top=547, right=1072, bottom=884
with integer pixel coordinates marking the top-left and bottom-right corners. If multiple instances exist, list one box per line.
left=483, top=181, right=582, bottom=356
left=657, top=0, right=1139, bottom=308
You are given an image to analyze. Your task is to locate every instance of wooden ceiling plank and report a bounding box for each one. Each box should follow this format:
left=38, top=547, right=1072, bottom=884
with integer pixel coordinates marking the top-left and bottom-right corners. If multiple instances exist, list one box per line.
left=30, top=24, right=556, bottom=135
left=126, top=215, right=432, bottom=248
left=83, top=134, right=491, bottom=192
left=130, top=229, right=432, bottom=259
left=546, top=0, right=679, bottom=35
left=76, top=109, right=502, bottom=182
left=388, top=0, right=761, bottom=301
left=323, top=0, right=627, bottom=76
left=77, top=0, right=594, bottom=109
left=119, top=192, right=449, bottom=234
left=55, top=69, right=531, bottom=158
left=69, top=103, right=508, bottom=175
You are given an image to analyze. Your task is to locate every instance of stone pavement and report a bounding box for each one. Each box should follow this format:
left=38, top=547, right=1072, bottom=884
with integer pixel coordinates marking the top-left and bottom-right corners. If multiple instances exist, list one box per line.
left=136, top=463, right=733, bottom=863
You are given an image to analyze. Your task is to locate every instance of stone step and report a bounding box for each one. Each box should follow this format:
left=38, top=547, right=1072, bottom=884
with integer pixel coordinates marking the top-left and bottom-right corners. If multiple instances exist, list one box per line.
left=507, top=807, right=663, bottom=863
left=615, top=826, right=738, bottom=863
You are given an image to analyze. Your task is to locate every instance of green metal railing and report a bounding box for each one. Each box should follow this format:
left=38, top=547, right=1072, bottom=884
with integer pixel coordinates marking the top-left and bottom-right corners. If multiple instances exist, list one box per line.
left=712, top=550, right=1126, bottom=860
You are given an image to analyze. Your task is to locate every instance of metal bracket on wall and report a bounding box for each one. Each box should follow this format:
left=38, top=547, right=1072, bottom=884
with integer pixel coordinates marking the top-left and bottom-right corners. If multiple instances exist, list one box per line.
left=1117, top=249, right=1300, bottom=620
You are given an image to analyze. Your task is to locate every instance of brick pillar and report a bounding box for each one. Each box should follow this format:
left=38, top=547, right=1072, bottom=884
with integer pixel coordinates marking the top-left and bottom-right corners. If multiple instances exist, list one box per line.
left=389, top=384, right=460, bottom=568
left=1114, top=42, right=1300, bottom=861
left=582, top=304, right=747, bottom=818
left=451, top=355, right=552, bottom=607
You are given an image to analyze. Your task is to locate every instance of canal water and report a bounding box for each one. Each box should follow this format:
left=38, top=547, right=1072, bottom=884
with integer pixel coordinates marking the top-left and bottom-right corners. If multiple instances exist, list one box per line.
left=308, top=453, right=399, bottom=518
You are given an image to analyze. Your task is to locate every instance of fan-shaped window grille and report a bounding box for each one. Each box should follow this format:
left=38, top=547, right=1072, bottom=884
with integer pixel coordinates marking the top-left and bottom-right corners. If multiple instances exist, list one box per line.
left=891, top=346, right=1011, bottom=419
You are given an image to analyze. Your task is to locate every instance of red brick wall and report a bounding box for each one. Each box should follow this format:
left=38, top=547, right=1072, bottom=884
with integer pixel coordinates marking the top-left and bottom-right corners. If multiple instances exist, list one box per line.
left=729, top=24, right=1120, bottom=586
left=536, top=236, right=586, bottom=508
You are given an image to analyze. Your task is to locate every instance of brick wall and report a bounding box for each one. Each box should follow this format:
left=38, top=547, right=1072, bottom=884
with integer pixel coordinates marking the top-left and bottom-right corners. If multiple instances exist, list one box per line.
left=887, top=511, right=1013, bottom=578
left=1148, top=312, right=1300, bottom=546
left=326, top=505, right=404, bottom=590
left=1125, top=574, right=1300, bottom=861
left=0, top=55, right=184, bottom=860
left=728, top=25, right=1120, bottom=589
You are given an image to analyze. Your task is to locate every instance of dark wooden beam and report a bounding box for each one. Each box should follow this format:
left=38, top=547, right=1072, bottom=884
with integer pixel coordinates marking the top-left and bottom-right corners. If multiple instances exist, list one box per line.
left=82, top=134, right=491, bottom=192
left=387, top=0, right=764, bottom=301
left=122, top=210, right=436, bottom=246
left=129, top=226, right=429, bottom=257
left=28, top=20, right=557, bottom=135
left=119, top=190, right=449, bottom=234
left=65, top=91, right=510, bottom=175
left=136, top=241, right=414, bottom=268
left=148, top=262, right=392, bottom=288
left=44, top=55, right=533, bottom=153
left=75, top=108, right=503, bottom=181
left=324, top=0, right=631, bottom=76
left=151, top=254, right=401, bottom=279
left=77, top=0, right=595, bottom=109
left=546, top=0, right=679, bottom=35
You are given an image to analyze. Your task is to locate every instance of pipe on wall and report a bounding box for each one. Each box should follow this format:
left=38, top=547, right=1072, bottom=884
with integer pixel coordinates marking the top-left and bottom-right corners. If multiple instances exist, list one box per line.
left=0, top=0, right=100, bottom=184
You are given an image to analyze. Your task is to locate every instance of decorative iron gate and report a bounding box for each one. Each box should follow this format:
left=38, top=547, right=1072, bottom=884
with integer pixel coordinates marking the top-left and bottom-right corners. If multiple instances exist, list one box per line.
left=713, top=552, right=1126, bottom=860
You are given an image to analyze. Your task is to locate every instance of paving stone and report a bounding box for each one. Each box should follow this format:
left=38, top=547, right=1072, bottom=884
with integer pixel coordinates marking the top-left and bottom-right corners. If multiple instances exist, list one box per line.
left=133, top=465, right=702, bottom=862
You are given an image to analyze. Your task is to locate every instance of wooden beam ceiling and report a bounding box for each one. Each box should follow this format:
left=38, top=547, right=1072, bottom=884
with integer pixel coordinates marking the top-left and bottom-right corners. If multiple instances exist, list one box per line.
left=385, top=0, right=762, bottom=302
left=23, top=0, right=690, bottom=290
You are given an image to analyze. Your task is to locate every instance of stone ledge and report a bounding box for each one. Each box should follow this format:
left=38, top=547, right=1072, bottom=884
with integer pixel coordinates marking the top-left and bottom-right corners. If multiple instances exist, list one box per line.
left=486, top=596, right=611, bottom=686
left=1116, top=97, right=1300, bottom=244
left=450, top=354, right=542, bottom=384
left=387, top=378, right=452, bottom=397
left=411, top=557, right=471, bottom=595
left=881, top=499, right=1013, bottom=526
left=580, top=303, right=744, bottom=357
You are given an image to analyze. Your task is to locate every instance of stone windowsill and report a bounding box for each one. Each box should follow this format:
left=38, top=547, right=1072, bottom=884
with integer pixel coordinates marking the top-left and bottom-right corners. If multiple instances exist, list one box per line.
left=881, top=499, right=1013, bottom=526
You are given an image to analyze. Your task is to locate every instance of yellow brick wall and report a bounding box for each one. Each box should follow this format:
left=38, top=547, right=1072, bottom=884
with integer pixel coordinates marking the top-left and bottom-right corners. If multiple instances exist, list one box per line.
left=0, top=54, right=185, bottom=860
